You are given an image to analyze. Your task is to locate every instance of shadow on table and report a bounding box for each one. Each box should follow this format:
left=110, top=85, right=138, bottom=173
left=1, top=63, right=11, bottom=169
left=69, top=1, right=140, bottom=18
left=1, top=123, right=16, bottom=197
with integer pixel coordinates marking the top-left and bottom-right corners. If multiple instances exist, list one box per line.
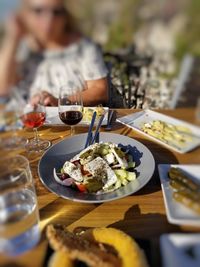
left=108, top=204, right=180, bottom=267
left=132, top=137, right=179, bottom=196
left=108, top=204, right=180, bottom=238
left=39, top=199, right=101, bottom=233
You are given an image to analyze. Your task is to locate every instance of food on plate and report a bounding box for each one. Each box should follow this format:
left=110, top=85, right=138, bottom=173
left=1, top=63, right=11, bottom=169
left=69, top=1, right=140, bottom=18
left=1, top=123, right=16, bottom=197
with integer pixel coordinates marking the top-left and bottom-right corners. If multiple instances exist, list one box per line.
left=141, top=120, right=193, bottom=149
left=83, top=106, right=105, bottom=122
left=168, top=167, right=200, bottom=214
left=47, top=224, right=149, bottom=267
left=53, top=142, right=137, bottom=194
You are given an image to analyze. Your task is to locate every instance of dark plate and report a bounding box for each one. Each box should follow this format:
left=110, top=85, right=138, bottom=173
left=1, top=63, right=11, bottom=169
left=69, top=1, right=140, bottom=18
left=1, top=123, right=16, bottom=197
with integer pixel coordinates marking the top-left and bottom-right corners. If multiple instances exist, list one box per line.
left=38, top=133, right=155, bottom=203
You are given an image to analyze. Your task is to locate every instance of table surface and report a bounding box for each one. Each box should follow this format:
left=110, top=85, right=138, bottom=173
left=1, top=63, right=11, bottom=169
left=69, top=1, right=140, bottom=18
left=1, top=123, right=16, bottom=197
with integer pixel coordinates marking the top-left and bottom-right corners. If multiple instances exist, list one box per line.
left=0, top=108, right=200, bottom=267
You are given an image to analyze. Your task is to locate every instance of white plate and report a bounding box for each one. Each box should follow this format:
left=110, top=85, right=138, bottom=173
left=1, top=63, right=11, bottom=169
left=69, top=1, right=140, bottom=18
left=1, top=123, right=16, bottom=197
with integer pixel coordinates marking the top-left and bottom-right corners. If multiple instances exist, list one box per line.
left=117, top=109, right=200, bottom=153
left=45, top=107, right=109, bottom=126
left=158, top=164, right=200, bottom=226
left=160, top=233, right=200, bottom=267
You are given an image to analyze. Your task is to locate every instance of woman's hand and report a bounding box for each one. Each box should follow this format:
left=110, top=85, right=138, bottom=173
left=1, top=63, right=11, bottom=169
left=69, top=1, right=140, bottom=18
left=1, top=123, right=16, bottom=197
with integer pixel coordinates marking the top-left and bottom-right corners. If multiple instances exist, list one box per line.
left=5, top=15, right=26, bottom=42
left=0, top=15, right=27, bottom=97
left=30, top=91, right=58, bottom=106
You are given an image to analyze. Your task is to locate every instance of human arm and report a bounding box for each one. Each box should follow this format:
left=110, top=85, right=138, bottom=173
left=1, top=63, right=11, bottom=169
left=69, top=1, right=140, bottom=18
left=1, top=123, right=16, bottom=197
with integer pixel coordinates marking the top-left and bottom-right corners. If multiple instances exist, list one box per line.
left=0, top=16, right=24, bottom=97
left=30, top=77, right=108, bottom=106
left=81, top=77, right=108, bottom=106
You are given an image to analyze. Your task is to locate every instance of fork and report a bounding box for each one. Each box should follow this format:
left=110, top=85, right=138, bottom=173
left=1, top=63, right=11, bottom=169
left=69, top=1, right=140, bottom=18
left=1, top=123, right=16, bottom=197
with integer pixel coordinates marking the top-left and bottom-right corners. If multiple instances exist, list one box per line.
left=84, top=111, right=97, bottom=148
left=105, top=110, right=115, bottom=131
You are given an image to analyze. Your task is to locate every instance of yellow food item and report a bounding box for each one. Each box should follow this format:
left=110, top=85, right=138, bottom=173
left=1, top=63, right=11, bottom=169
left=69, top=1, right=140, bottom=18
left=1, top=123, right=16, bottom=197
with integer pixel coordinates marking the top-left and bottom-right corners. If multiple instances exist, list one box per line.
left=48, top=251, right=73, bottom=267
left=168, top=167, right=200, bottom=214
left=83, top=107, right=105, bottom=122
left=81, top=227, right=148, bottom=267
left=141, top=120, right=193, bottom=149
left=47, top=225, right=148, bottom=267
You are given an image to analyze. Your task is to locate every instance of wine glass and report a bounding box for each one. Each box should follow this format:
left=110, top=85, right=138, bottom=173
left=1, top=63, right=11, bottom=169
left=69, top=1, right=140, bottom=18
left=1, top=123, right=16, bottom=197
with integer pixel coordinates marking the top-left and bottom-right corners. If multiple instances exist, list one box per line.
left=21, top=103, right=51, bottom=152
left=58, top=86, right=83, bottom=136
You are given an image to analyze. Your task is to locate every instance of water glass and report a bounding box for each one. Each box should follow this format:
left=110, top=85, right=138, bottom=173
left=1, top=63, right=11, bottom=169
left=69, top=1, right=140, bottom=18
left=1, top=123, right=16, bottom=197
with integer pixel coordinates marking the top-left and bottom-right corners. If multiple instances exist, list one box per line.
left=0, top=110, right=27, bottom=150
left=0, top=155, right=40, bottom=256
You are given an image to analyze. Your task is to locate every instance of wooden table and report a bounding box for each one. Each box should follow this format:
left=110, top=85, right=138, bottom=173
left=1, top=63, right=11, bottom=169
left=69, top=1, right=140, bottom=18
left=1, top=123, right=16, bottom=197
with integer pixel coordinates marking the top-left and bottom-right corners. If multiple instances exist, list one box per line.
left=0, top=108, right=200, bottom=267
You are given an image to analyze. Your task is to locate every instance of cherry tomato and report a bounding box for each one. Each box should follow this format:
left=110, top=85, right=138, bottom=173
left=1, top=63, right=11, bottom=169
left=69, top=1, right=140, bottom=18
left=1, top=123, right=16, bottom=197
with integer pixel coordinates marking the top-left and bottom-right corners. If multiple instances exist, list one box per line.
left=75, top=183, right=87, bottom=192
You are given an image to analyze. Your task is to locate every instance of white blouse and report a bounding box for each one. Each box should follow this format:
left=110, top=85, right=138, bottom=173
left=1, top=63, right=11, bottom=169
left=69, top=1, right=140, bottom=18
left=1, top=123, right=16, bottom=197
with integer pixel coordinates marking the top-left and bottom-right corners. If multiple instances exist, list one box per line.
left=17, top=38, right=108, bottom=100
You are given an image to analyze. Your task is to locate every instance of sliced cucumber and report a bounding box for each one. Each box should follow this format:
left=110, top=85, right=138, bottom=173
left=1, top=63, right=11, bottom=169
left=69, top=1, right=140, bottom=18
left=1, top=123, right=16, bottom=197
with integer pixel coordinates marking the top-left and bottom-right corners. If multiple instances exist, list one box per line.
left=114, top=179, right=121, bottom=189
left=127, top=154, right=136, bottom=169
left=99, top=148, right=109, bottom=156
left=127, top=172, right=136, bottom=181
left=121, top=179, right=128, bottom=186
left=114, top=169, right=127, bottom=180
left=128, top=161, right=135, bottom=168
left=128, top=154, right=133, bottom=161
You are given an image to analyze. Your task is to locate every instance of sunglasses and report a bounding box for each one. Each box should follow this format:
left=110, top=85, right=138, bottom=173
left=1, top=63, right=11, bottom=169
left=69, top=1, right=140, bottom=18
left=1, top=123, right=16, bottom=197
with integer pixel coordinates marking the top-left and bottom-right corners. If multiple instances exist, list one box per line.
left=29, top=6, right=65, bottom=16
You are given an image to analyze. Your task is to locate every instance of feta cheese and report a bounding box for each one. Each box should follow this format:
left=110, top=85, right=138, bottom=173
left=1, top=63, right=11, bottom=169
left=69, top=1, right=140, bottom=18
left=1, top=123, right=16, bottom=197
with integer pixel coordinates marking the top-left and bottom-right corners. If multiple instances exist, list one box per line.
left=103, top=153, right=115, bottom=165
left=85, top=157, right=117, bottom=189
left=63, top=161, right=83, bottom=182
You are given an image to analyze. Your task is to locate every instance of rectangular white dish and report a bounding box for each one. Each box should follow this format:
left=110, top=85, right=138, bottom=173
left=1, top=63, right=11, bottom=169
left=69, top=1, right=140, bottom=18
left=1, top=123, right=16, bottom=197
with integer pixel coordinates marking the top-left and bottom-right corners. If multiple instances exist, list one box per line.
left=160, top=233, right=200, bottom=267
left=117, top=109, right=200, bottom=153
left=45, top=107, right=109, bottom=126
left=158, top=164, right=200, bottom=226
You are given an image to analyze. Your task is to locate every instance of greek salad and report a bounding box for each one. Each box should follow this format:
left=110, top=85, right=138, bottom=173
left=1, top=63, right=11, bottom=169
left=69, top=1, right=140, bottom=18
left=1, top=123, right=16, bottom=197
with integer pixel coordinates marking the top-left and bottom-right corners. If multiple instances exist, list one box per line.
left=53, top=142, right=137, bottom=194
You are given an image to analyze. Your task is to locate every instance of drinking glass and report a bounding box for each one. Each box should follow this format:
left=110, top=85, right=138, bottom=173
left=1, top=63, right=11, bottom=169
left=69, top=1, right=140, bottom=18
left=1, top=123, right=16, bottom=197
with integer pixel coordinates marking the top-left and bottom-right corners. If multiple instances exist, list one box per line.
left=0, top=110, right=27, bottom=150
left=21, top=103, right=51, bottom=152
left=58, top=86, right=83, bottom=136
left=0, top=155, right=40, bottom=256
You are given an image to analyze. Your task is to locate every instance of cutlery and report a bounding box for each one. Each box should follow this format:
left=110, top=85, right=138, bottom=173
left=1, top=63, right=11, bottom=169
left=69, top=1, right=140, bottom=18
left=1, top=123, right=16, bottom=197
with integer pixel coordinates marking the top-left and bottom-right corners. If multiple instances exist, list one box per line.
left=91, top=114, right=105, bottom=144
left=84, top=111, right=96, bottom=148
left=105, top=110, right=115, bottom=131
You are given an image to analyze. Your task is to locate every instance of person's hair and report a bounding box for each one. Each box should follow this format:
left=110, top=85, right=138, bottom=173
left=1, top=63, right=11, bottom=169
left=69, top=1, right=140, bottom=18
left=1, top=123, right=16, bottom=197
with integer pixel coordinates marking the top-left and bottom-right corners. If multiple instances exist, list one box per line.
left=63, top=6, right=78, bottom=33
left=21, top=0, right=79, bottom=34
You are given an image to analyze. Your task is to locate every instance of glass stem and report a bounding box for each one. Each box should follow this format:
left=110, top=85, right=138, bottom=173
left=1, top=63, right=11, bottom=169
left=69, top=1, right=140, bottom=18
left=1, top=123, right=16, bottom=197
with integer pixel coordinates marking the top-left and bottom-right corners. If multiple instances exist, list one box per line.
left=12, top=128, right=18, bottom=138
left=70, top=126, right=75, bottom=136
left=34, top=128, right=39, bottom=144
left=11, top=115, right=18, bottom=139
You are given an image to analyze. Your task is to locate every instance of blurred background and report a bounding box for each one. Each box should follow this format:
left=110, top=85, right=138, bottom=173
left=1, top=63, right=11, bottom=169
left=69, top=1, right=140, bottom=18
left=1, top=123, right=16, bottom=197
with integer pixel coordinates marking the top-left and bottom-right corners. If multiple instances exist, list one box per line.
left=0, top=0, right=200, bottom=109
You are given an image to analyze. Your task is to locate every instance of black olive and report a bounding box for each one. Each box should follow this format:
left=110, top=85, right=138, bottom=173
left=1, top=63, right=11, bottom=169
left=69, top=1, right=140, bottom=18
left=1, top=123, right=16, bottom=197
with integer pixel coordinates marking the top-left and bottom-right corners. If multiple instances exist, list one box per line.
left=127, top=167, right=135, bottom=172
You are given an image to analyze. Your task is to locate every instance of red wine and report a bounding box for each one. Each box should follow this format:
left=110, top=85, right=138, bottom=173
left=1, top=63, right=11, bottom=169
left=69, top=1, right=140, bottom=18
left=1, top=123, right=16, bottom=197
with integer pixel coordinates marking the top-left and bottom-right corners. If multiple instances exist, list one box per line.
left=21, top=112, right=46, bottom=128
left=59, top=111, right=83, bottom=125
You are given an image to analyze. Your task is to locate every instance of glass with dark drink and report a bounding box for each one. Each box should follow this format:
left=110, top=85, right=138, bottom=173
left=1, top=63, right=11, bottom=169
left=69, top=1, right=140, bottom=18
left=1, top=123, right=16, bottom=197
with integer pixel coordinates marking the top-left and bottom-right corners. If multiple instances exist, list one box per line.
left=58, top=85, right=83, bottom=136
left=21, top=104, right=51, bottom=152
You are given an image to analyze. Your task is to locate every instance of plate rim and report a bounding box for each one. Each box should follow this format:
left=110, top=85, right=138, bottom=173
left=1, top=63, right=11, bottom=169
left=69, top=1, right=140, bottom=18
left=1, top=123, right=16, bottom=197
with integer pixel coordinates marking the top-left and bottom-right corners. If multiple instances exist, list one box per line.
left=38, top=133, right=155, bottom=203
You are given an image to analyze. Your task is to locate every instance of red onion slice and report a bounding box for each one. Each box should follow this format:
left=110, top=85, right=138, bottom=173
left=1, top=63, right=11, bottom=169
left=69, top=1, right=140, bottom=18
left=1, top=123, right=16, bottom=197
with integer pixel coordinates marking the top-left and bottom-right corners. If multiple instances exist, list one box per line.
left=53, top=168, right=74, bottom=186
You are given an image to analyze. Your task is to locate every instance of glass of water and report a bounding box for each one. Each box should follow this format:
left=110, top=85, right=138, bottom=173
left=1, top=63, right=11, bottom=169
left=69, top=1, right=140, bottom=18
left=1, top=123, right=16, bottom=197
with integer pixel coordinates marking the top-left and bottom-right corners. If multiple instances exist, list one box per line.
left=0, top=155, right=40, bottom=256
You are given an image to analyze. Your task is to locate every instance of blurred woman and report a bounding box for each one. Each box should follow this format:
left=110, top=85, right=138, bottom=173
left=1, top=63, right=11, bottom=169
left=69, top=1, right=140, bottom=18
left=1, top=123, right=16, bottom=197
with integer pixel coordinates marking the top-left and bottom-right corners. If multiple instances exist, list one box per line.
left=0, top=0, right=108, bottom=106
